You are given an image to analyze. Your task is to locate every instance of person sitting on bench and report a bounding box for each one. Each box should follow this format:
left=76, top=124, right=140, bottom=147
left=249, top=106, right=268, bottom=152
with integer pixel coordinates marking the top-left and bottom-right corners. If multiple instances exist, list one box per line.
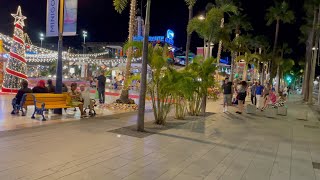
left=79, top=84, right=95, bottom=116
left=11, top=80, right=32, bottom=114
left=32, top=80, right=48, bottom=93
left=261, top=89, right=277, bottom=111
left=272, top=92, right=286, bottom=108
left=69, top=83, right=86, bottom=118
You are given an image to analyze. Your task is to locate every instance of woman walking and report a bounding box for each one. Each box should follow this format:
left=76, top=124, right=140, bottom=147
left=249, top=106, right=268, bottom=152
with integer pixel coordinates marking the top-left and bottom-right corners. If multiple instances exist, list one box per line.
left=236, top=81, right=247, bottom=114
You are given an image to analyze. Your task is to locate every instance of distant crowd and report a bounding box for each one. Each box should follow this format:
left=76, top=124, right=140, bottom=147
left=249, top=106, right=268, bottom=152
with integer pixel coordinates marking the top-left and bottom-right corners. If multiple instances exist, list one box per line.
left=222, top=78, right=288, bottom=114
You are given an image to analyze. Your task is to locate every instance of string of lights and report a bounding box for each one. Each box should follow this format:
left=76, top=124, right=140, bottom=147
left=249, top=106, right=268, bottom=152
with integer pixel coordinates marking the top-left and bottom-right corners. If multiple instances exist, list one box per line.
left=0, top=32, right=110, bottom=58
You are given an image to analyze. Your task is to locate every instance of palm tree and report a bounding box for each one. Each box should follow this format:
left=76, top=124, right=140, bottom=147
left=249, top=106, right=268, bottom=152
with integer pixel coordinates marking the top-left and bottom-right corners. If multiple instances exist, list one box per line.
left=275, top=43, right=292, bottom=91
left=187, top=4, right=237, bottom=115
left=236, top=52, right=261, bottom=81
left=185, top=0, right=197, bottom=67
left=265, top=1, right=294, bottom=84
left=113, top=0, right=137, bottom=104
left=300, top=0, right=319, bottom=101
left=137, top=0, right=151, bottom=131
left=227, top=13, right=252, bottom=81
left=188, top=4, right=237, bottom=60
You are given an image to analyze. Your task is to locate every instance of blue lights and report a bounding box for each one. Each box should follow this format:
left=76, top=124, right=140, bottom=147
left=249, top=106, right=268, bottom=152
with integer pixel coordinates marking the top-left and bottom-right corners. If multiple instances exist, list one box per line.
left=167, top=29, right=174, bottom=40
left=133, top=29, right=174, bottom=45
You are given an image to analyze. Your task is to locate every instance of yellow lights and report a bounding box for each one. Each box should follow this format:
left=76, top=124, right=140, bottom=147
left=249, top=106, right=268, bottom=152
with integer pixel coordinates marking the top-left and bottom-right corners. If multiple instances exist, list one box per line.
left=198, top=15, right=205, bottom=21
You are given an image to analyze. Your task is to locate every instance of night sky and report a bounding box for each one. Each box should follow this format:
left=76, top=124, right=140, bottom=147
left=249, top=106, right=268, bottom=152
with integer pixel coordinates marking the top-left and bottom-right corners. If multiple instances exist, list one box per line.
left=0, top=0, right=305, bottom=59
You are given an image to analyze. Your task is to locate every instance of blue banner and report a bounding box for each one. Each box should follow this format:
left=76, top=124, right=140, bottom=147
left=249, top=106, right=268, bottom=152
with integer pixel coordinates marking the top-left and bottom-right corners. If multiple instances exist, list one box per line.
left=46, top=0, right=59, bottom=37
left=63, top=0, right=78, bottom=36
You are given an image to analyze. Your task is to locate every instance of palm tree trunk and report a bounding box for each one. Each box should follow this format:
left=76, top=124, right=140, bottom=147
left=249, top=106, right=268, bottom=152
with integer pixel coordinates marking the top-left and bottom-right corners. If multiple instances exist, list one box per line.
left=217, top=18, right=225, bottom=63
left=119, top=0, right=137, bottom=104
left=231, top=33, right=240, bottom=82
left=303, top=49, right=311, bottom=100
left=308, top=42, right=318, bottom=104
left=303, top=9, right=317, bottom=101
left=276, top=64, right=280, bottom=91
left=137, top=0, right=151, bottom=131
left=308, top=6, right=320, bottom=104
left=242, top=62, right=247, bottom=81
left=271, top=19, right=280, bottom=84
left=185, top=5, right=193, bottom=67
left=206, top=41, right=211, bottom=60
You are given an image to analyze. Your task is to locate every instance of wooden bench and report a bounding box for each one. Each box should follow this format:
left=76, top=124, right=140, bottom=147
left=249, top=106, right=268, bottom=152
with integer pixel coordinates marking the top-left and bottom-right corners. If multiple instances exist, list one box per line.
left=30, top=93, right=72, bottom=121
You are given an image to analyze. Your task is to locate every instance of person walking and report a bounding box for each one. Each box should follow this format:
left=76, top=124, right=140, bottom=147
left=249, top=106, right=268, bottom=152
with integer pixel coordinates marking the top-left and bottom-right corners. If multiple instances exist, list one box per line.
left=96, top=71, right=106, bottom=104
left=255, top=82, right=264, bottom=110
left=251, top=82, right=257, bottom=105
left=222, top=78, right=232, bottom=112
left=236, top=81, right=247, bottom=114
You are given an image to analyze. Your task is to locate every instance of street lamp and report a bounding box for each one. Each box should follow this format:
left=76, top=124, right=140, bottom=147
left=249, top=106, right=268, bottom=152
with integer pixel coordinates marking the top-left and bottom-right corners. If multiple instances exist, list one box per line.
left=82, top=31, right=87, bottom=54
left=82, top=31, right=87, bottom=44
left=40, top=33, right=44, bottom=48
left=198, top=15, right=205, bottom=21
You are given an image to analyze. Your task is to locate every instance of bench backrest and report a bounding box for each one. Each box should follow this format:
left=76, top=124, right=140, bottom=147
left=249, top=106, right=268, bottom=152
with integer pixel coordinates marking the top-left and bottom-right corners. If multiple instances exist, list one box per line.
left=21, top=93, right=71, bottom=107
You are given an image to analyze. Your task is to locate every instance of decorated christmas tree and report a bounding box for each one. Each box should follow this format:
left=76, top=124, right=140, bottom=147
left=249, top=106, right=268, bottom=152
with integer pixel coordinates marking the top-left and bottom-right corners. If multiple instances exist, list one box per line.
left=2, top=6, right=27, bottom=93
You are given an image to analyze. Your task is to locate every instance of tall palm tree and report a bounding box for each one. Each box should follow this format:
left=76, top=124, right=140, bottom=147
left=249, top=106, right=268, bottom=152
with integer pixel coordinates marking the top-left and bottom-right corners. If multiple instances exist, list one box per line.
left=265, top=1, right=294, bottom=85
left=185, top=0, right=197, bottom=67
left=113, top=0, right=137, bottom=103
left=227, top=13, right=252, bottom=81
left=188, top=4, right=237, bottom=115
left=300, top=0, right=319, bottom=102
left=188, top=4, right=237, bottom=59
left=137, top=0, right=151, bottom=131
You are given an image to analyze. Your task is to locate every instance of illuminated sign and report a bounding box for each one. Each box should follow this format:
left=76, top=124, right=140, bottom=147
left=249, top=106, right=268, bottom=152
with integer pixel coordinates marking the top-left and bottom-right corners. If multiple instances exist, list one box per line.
left=133, top=29, right=174, bottom=45
left=167, top=29, right=174, bottom=39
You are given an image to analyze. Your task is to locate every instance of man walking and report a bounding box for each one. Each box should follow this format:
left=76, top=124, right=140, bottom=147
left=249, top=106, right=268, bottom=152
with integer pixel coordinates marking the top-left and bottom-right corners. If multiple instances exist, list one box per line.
left=96, top=71, right=106, bottom=104
left=255, top=82, right=264, bottom=109
left=222, top=78, right=232, bottom=112
left=251, top=82, right=257, bottom=105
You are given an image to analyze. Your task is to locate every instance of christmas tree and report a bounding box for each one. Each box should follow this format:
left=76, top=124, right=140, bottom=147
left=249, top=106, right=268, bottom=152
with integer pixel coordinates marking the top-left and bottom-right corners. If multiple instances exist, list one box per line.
left=2, top=6, right=27, bottom=93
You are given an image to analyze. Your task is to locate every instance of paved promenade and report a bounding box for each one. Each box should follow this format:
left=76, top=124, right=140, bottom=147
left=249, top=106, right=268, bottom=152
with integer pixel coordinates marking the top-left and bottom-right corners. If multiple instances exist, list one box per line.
left=0, top=95, right=319, bottom=180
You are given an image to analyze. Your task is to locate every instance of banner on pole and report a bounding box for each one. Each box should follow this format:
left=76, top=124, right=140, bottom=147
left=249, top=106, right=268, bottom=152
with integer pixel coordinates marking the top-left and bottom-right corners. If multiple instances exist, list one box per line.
left=63, top=0, right=78, bottom=36
left=46, top=0, right=59, bottom=37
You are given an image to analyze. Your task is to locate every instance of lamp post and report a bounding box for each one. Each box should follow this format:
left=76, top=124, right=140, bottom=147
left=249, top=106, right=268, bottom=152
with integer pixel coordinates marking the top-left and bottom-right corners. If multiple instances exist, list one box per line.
left=54, top=0, right=64, bottom=115
left=40, top=33, right=44, bottom=48
left=82, top=31, right=87, bottom=54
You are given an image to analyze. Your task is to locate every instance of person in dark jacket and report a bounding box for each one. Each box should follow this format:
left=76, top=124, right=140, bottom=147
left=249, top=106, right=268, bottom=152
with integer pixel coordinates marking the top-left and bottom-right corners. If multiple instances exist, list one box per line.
left=47, top=79, right=55, bottom=93
left=62, top=83, right=68, bottom=92
left=32, top=80, right=49, bottom=93
left=11, top=80, right=32, bottom=114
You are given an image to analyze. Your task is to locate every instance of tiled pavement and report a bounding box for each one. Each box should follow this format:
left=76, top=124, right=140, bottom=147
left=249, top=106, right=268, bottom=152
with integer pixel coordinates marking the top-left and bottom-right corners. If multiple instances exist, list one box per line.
left=0, top=95, right=319, bottom=180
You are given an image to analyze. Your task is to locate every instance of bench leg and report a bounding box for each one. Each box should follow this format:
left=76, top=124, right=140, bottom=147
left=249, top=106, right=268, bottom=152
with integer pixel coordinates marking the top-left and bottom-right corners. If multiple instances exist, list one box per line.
left=31, top=110, right=36, bottom=119
left=21, top=108, right=26, bottom=116
left=41, top=115, right=46, bottom=121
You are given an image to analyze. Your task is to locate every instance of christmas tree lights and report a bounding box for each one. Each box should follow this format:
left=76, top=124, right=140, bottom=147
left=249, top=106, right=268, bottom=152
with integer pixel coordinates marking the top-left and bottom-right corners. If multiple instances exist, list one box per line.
left=2, top=6, right=27, bottom=93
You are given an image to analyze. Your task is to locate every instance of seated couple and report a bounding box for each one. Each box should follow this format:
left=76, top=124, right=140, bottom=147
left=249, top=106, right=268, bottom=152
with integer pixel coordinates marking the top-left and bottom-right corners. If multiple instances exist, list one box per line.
left=261, top=89, right=286, bottom=111
left=69, top=83, right=95, bottom=118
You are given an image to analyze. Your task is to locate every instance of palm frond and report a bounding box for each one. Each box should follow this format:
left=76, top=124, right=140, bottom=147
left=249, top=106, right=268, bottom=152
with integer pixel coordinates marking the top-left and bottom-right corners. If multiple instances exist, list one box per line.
left=113, top=0, right=128, bottom=13
left=185, top=0, right=197, bottom=7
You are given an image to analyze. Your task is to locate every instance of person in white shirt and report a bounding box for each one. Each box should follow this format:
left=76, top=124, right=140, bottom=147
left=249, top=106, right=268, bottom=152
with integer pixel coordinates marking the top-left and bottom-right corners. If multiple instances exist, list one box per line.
left=79, top=84, right=95, bottom=116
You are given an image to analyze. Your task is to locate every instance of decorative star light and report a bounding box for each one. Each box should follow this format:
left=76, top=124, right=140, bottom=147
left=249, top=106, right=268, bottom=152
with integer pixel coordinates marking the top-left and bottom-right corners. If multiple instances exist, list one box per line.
left=11, top=6, right=27, bottom=27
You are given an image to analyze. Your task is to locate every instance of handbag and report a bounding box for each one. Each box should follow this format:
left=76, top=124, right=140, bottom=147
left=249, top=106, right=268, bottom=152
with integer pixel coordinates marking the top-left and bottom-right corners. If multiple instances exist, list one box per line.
left=238, top=92, right=246, bottom=100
